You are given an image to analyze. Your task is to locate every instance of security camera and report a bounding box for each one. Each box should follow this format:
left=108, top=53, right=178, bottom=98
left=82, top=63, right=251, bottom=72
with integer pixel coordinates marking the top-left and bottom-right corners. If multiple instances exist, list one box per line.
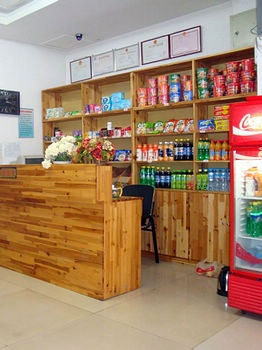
left=75, top=33, right=83, bottom=41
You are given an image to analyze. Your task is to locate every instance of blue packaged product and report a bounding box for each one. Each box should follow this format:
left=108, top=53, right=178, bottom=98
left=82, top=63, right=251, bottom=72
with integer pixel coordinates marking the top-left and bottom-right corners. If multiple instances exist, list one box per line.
left=110, top=92, right=125, bottom=103
left=183, top=90, right=193, bottom=101
left=111, top=102, right=122, bottom=110
left=101, top=96, right=110, bottom=104
left=102, top=103, right=111, bottom=112
left=121, top=99, right=131, bottom=109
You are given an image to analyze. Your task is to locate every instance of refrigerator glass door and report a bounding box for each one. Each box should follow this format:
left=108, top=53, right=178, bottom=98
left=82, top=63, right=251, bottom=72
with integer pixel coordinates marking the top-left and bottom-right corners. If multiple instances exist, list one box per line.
left=234, top=149, right=262, bottom=274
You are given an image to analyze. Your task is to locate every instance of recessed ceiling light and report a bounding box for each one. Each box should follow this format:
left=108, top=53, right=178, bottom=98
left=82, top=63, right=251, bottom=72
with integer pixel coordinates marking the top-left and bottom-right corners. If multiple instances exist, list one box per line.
left=0, top=0, right=58, bottom=25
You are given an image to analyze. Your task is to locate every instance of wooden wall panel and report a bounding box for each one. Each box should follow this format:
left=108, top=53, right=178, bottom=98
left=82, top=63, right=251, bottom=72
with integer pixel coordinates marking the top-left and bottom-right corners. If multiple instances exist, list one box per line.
left=142, top=190, right=229, bottom=265
left=0, top=164, right=141, bottom=300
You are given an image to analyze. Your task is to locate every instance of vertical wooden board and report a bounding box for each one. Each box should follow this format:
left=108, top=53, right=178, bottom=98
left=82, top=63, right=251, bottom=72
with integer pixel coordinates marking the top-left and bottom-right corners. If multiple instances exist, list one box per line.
left=217, top=194, right=230, bottom=265
left=176, top=193, right=189, bottom=259
left=104, top=198, right=141, bottom=299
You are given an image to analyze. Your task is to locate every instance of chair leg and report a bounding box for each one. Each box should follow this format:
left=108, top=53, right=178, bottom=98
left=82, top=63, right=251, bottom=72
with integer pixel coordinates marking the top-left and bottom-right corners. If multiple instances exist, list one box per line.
left=149, top=217, right=159, bottom=263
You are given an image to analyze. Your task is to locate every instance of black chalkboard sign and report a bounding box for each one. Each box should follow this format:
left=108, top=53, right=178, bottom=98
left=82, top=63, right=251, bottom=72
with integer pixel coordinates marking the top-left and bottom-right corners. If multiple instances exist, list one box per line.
left=0, top=89, right=20, bottom=115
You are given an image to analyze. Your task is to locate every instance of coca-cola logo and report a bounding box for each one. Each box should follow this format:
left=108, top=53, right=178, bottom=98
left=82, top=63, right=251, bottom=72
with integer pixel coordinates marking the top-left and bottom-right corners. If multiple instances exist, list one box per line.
left=239, top=113, right=262, bottom=131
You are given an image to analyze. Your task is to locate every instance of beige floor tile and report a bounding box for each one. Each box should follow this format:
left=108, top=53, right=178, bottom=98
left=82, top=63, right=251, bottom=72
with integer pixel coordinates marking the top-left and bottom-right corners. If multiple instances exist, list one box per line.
left=7, top=314, right=190, bottom=350
left=0, top=289, right=90, bottom=344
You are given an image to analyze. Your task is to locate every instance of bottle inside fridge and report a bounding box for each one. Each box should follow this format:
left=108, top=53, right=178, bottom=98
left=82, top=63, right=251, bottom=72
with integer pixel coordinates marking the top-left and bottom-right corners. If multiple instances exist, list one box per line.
left=234, top=158, right=262, bottom=273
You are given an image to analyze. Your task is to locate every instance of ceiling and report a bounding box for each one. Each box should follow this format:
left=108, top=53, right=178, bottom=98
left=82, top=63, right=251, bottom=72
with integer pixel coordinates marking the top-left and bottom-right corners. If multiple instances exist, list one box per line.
left=0, top=0, right=230, bottom=51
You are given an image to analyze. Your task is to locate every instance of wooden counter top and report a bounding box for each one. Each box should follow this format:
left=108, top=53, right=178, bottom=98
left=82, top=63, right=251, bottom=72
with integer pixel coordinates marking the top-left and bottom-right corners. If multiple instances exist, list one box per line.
left=0, top=164, right=142, bottom=300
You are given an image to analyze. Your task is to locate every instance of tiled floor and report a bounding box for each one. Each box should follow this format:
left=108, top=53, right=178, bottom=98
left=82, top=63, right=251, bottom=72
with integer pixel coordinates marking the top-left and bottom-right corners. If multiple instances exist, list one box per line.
left=0, top=258, right=261, bottom=349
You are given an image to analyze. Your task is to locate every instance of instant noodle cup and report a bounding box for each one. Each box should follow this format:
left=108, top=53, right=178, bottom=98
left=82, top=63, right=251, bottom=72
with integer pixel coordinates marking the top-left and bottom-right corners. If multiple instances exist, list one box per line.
left=147, top=78, right=158, bottom=88
left=226, top=61, right=240, bottom=73
left=241, top=58, right=255, bottom=71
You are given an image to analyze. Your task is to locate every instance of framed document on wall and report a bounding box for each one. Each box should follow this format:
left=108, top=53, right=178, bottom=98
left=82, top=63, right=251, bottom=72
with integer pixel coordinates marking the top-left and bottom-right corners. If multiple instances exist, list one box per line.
left=70, top=56, right=92, bottom=83
left=0, top=89, right=20, bottom=115
left=170, top=26, right=202, bottom=58
left=92, top=50, right=114, bottom=76
left=141, top=35, right=169, bottom=65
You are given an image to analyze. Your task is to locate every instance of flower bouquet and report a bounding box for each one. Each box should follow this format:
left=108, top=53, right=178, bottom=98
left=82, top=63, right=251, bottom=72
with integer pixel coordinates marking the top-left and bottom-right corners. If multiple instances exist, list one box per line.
left=76, top=137, right=115, bottom=163
left=42, top=135, right=76, bottom=169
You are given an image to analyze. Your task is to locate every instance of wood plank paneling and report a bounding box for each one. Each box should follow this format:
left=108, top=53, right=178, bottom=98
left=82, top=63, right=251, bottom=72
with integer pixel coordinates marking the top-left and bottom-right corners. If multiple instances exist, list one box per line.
left=0, top=164, right=141, bottom=300
left=142, top=190, right=229, bottom=265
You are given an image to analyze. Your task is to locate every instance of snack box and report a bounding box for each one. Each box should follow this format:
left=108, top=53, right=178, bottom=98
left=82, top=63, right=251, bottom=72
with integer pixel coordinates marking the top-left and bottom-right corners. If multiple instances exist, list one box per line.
left=214, top=119, right=229, bottom=131
left=198, top=119, right=215, bottom=132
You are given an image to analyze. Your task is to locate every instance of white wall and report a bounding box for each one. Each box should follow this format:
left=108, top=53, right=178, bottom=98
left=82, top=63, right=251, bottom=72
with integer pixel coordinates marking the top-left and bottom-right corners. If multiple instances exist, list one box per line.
left=65, top=0, right=256, bottom=82
left=0, top=40, right=65, bottom=160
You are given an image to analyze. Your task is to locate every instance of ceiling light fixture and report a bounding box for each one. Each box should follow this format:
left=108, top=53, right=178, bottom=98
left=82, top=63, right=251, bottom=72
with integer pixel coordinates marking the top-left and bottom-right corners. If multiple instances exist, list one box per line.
left=0, top=0, right=58, bottom=25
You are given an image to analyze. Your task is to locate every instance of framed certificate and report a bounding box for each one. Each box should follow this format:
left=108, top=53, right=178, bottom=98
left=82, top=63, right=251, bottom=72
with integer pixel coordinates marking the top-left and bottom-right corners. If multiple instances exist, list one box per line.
left=170, top=26, right=202, bottom=58
left=92, top=50, right=114, bottom=76
left=114, top=43, right=140, bottom=71
left=70, top=56, right=92, bottom=83
left=141, top=35, right=169, bottom=65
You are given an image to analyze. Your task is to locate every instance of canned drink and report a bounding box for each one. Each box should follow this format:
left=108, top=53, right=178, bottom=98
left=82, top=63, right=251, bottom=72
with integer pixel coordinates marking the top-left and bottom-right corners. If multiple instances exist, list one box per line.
left=198, top=88, right=210, bottom=99
left=214, top=75, right=226, bottom=86
left=183, top=90, right=193, bottom=101
left=213, top=86, right=225, bottom=97
left=197, top=78, right=208, bottom=88
left=226, top=61, right=240, bottom=73
left=170, top=92, right=181, bottom=103
left=184, top=80, right=192, bottom=91
left=241, top=58, right=255, bottom=71
left=197, top=67, right=208, bottom=79
left=148, top=96, right=158, bottom=105
left=227, top=83, right=239, bottom=95
left=226, top=72, right=240, bottom=84
left=169, top=82, right=181, bottom=93
left=147, top=87, right=158, bottom=97
left=240, top=81, right=255, bottom=93
left=147, top=78, right=158, bottom=88
left=159, top=94, right=169, bottom=104
left=208, top=68, right=219, bottom=80
left=169, top=73, right=180, bottom=83
left=241, top=70, right=256, bottom=82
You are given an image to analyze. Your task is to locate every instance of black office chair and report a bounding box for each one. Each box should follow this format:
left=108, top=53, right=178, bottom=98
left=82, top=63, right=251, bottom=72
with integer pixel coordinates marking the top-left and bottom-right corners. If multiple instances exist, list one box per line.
left=122, top=184, right=159, bottom=263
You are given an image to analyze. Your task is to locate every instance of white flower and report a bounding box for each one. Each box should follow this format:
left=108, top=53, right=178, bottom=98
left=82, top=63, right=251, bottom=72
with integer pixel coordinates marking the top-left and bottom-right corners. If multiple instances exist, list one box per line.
left=42, top=136, right=77, bottom=168
left=42, top=159, right=52, bottom=169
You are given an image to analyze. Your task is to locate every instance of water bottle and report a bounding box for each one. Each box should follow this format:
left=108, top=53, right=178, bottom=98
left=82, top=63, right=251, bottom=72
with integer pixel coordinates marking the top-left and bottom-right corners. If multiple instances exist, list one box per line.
left=150, top=166, right=155, bottom=187
left=208, top=168, right=215, bottom=191
left=140, top=166, right=146, bottom=184
left=174, top=139, right=179, bottom=160
left=226, top=169, right=230, bottom=192
left=201, top=169, right=208, bottom=191
left=181, top=170, right=187, bottom=190
left=155, top=167, right=160, bottom=188
left=214, top=168, right=220, bottom=191
left=171, top=170, right=176, bottom=189
left=165, top=167, right=171, bottom=188
left=196, top=169, right=202, bottom=190
left=220, top=168, right=227, bottom=192
left=175, top=170, right=182, bottom=189
left=160, top=167, right=166, bottom=188
left=197, top=138, right=204, bottom=160
left=145, top=166, right=151, bottom=185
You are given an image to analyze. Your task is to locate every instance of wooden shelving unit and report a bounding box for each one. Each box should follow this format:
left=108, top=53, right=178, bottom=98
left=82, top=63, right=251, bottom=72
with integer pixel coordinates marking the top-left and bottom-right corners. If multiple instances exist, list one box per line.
left=42, top=46, right=255, bottom=264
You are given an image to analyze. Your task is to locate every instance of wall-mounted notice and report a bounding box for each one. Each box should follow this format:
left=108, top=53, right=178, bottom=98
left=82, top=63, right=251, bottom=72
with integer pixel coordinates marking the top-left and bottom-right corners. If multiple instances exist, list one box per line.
left=92, top=50, right=114, bottom=76
left=19, top=108, right=34, bottom=138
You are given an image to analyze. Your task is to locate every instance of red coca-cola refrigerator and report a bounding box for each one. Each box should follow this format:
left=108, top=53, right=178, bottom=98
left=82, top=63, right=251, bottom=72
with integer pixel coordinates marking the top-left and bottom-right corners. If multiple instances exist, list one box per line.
left=228, top=96, right=262, bottom=315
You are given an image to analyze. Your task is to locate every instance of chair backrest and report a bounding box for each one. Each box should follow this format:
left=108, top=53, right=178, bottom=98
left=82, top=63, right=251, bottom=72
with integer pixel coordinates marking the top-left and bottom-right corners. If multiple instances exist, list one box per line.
left=122, top=184, right=155, bottom=218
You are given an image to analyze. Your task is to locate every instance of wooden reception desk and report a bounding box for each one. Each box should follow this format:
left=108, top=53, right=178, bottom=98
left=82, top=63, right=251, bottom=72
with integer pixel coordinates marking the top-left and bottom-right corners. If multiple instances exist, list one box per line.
left=0, top=164, right=142, bottom=300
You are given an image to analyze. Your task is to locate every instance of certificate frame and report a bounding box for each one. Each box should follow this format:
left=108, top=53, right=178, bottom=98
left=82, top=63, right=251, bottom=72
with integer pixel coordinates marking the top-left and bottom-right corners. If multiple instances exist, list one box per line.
left=70, top=56, right=92, bottom=83
left=141, top=35, right=170, bottom=65
left=92, top=50, right=114, bottom=76
left=169, top=26, right=202, bottom=58
left=114, top=43, right=140, bottom=71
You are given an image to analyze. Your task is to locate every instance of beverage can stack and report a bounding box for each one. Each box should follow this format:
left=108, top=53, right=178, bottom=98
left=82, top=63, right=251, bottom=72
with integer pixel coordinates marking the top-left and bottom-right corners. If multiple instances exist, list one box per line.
left=147, top=78, right=158, bottom=105
left=158, top=75, right=169, bottom=104
left=169, top=74, right=181, bottom=103
left=197, top=67, right=209, bottom=99
left=137, top=88, right=147, bottom=107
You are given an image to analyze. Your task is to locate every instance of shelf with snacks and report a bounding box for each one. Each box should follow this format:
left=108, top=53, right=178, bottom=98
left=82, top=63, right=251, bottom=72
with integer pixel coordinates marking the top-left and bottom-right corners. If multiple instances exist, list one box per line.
left=41, top=46, right=256, bottom=264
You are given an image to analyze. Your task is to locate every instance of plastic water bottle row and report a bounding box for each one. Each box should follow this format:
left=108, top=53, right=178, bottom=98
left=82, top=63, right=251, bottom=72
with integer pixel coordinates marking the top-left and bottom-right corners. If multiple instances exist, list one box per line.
left=196, top=168, right=230, bottom=192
